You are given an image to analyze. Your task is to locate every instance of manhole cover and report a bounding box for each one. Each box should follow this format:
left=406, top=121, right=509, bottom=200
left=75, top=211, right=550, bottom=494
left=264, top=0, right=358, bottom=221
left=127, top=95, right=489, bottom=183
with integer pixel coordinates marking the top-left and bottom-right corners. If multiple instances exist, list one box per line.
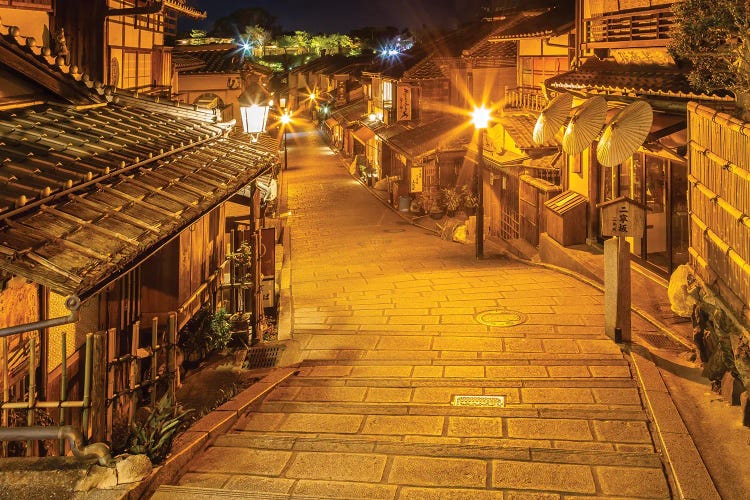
left=475, top=309, right=526, bottom=327
left=639, top=333, right=686, bottom=351
left=383, top=228, right=406, bottom=233
left=452, top=395, right=505, bottom=407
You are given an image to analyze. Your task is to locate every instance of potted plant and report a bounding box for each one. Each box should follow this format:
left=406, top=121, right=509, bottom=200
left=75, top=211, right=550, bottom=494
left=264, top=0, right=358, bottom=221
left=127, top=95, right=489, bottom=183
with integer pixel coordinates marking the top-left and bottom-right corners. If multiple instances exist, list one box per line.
left=461, top=185, right=478, bottom=216
left=441, top=186, right=462, bottom=217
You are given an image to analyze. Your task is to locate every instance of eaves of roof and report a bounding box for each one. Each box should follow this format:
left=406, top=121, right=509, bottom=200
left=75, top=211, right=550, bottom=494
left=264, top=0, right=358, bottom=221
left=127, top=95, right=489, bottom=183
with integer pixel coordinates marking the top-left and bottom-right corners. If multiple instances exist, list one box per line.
left=0, top=101, right=276, bottom=298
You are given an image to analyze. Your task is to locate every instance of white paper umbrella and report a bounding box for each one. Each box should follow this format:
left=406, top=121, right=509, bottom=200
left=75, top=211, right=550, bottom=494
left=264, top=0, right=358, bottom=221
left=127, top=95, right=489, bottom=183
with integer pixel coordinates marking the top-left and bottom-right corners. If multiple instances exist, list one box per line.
left=597, top=100, right=654, bottom=167
left=562, top=95, right=607, bottom=155
left=532, top=92, right=573, bottom=144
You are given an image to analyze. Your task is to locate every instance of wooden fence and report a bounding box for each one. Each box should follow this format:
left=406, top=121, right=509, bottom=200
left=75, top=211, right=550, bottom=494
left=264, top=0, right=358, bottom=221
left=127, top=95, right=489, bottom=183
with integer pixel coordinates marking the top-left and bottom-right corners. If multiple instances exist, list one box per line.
left=1, top=313, right=177, bottom=457
left=687, top=102, right=750, bottom=321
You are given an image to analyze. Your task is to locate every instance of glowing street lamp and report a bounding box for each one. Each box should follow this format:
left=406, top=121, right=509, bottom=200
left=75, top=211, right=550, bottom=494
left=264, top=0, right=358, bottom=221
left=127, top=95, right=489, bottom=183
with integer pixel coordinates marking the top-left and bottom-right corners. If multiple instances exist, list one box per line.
left=309, top=92, right=317, bottom=120
left=280, top=111, right=291, bottom=170
left=239, top=81, right=271, bottom=137
left=471, top=105, right=490, bottom=259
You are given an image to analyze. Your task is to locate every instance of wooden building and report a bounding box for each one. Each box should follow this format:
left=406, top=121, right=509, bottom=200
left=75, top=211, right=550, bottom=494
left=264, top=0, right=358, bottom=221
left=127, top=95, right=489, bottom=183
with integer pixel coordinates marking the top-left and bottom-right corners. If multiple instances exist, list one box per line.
left=172, top=42, right=274, bottom=124
left=53, top=0, right=207, bottom=94
left=0, top=18, right=277, bottom=454
left=542, top=0, right=732, bottom=277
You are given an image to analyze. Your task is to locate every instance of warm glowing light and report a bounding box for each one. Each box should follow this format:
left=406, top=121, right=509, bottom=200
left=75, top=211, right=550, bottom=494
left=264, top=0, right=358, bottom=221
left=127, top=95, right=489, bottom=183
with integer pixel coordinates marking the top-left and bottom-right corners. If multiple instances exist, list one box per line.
left=280, top=112, right=292, bottom=125
left=268, top=99, right=274, bottom=106
left=309, top=92, right=316, bottom=100
left=240, top=104, right=269, bottom=134
left=369, top=113, right=377, bottom=122
left=280, top=98, right=287, bottom=108
left=472, top=106, right=491, bottom=129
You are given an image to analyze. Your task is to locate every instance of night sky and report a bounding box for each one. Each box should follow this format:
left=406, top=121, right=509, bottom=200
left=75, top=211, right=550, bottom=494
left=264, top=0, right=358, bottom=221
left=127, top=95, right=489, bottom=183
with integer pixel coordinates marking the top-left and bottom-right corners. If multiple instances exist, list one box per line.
left=183, top=0, right=490, bottom=34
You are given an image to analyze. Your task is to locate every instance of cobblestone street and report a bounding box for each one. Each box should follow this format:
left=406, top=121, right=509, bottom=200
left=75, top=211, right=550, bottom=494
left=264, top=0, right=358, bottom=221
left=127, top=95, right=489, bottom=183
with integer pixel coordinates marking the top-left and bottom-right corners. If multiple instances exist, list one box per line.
left=159, top=123, right=678, bottom=499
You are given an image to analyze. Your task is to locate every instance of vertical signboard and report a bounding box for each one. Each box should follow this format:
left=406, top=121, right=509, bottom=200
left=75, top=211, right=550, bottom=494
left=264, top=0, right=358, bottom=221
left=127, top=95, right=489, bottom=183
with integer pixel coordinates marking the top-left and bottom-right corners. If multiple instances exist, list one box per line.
left=397, top=85, right=412, bottom=122
left=410, top=166, right=423, bottom=193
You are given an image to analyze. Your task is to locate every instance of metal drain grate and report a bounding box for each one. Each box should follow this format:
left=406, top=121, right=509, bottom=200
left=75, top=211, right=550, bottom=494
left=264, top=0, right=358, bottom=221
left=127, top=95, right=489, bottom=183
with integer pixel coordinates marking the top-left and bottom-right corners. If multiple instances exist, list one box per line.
left=452, top=395, right=506, bottom=407
left=639, top=333, right=686, bottom=351
left=246, top=344, right=285, bottom=369
left=475, top=309, right=526, bottom=327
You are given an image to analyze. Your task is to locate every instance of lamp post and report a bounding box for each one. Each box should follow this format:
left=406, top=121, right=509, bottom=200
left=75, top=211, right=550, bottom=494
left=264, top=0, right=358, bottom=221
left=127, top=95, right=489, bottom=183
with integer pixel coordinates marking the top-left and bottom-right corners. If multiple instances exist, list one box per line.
left=472, top=105, right=490, bottom=259
left=280, top=111, right=291, bottom=170
left=309, top=92, right=317, bottom=121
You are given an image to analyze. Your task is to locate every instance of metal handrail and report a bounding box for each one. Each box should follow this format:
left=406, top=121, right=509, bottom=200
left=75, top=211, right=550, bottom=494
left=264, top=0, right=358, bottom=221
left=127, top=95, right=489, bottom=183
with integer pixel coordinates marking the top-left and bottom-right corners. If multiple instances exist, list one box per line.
left=0, top=425, right=111, bottom=466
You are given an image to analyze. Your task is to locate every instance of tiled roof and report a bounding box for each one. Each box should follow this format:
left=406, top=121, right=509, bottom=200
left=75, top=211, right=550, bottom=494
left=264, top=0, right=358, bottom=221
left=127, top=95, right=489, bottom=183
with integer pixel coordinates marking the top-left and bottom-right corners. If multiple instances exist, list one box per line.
left=363, top=46, right=429, bottom=79
left=0, top=20, right=111, bottom=105
left=491, top=0, right=574, bottom=39
left=375, top=123, right=410, bottom=141
left=387, top=115, right=470, bottom=160
left=464, top=39, right=516, bottom=61
left=403, top=58, right=447, bottom=80
left=499, top=114, right=559, bottom=151
left=173, top=44, right=273, bottom=75
left=330, top=100, right=367, bottom=127
left=545, top=58, right=733, bottom=100
left=0, top=100, right=276, bottom=297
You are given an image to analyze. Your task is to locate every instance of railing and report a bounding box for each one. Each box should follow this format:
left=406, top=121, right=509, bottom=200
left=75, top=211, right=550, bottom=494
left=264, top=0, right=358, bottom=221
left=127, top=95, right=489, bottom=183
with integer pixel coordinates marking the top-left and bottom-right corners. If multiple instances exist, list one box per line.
left=1, top=333, right=92, bottom=457
left=0, top=0, right=53, bottom=10
left=1, top=314, right=178, bottom=457
left=584, top=7, right=675, bottom=49
left=504, top=87, right=548, bottom=113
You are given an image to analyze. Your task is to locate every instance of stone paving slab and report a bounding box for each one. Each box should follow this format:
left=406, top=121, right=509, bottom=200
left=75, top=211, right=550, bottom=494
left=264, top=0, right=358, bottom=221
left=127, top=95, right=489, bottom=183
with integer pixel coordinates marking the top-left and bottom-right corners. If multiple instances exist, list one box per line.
left=161, top=123, right=704, bottom=499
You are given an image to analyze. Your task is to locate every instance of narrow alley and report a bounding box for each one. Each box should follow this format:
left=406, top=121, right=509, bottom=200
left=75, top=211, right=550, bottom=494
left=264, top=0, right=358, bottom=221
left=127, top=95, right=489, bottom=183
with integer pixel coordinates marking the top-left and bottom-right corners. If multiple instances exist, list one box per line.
left=158, top=122, right=680, bottom=499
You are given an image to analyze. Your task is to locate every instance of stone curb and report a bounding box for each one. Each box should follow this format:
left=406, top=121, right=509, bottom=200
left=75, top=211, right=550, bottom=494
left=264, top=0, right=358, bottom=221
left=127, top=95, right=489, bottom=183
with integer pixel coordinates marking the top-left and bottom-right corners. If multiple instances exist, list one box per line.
left=628, top=345, right=720, bottom=500
left=128, top=367, right=298, bottom=499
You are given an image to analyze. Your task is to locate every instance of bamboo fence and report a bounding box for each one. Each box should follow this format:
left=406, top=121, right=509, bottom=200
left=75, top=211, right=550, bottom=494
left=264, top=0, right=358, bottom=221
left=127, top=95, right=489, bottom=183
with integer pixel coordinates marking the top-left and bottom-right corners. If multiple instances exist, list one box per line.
left=687, top=102, right=750, bottom=316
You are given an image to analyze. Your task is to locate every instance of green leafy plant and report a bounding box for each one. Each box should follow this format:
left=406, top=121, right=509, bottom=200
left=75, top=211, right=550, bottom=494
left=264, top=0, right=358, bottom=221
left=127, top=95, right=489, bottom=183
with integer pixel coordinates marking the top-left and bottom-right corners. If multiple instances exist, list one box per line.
left=670, top=1, right=750, bottom=102
left=128, top=393, right=192, bottom=464
left=461, top=184, right=478, bottom=210
left=180, top=307, right=232, bottom=359
left=441, top=187, right=462, bottom=213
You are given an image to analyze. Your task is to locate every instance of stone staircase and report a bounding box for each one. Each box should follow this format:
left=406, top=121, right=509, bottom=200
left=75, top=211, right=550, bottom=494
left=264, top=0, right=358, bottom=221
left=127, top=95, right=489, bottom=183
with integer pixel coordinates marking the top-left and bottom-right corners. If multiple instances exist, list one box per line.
left=153, top=348, right=671, bottom=499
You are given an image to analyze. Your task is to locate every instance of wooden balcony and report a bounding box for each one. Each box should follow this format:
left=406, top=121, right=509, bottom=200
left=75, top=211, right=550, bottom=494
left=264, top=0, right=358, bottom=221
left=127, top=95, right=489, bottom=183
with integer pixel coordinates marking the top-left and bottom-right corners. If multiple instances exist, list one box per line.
left=0, top=0, right=53, bottom=10
left=504, top=87, right=548, bottom=113
left=583, top=7, right=675, bottom=49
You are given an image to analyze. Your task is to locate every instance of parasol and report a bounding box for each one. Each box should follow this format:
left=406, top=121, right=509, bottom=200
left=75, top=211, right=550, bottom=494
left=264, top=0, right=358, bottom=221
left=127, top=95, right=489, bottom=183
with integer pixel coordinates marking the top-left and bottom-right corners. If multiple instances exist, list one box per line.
left=596, top=100, right=654, bottom=167
left=562, top=95, right=607, bottom=155
left=532, top=92, right=572, bottom=144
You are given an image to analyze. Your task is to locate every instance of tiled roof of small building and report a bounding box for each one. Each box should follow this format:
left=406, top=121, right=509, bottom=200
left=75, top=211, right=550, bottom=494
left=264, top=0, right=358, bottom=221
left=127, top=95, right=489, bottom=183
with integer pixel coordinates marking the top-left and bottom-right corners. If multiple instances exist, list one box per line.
left=403, top=58, right=447, bottom=80
left=330, top=100, right=367, bottom=127
left=490, top=0, right=574, bottom=39
left=0, top=100, right=276, bottom=297
left=387, top=115, right=469, bottom=159
left=173, top=44, right=273, bottom=75
left=499, top=114, right=559, bottom=151
left=546, top=58, right=733, bottom=100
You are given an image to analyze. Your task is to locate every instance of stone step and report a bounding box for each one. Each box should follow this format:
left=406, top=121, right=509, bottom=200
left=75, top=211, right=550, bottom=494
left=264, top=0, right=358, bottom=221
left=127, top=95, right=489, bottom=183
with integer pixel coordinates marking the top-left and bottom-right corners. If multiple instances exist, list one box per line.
left=213, top=432, right=661, bottom=468
left=296, top=356, right=629, bottom=366
left=252, top=401, right=648, bottom=420
left=152, top=485, right=327, bottom=499
left=282, top=377, right=636, bottom=389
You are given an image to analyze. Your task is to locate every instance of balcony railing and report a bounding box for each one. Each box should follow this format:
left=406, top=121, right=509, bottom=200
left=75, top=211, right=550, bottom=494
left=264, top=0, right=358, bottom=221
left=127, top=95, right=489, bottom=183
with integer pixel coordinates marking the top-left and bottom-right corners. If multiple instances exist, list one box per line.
left=504, top=87, right=548, bottom=113
left=584, top=7, right=675, bottom=49
left=0, top=0, right=53, bottom=10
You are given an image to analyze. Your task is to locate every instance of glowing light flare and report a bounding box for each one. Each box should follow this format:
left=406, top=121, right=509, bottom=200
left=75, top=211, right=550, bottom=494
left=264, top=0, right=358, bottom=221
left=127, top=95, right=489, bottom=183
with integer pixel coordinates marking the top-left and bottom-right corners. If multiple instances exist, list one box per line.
left=369, top=113, right=377, bottom=122
left=240, top=104, right=269, bottom=134
left=472, top=106, right=491, bottom=130
left=280, top=112, right=292, bottom=125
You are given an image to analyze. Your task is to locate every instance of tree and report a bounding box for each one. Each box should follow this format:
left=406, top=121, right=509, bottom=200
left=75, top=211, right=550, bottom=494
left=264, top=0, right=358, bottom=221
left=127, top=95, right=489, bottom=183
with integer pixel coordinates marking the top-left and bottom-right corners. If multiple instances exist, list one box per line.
left=670, top=0, right=750, bottom=117
left=244, top=25, right=271, bottom=56
left=211, top=7, right=279, bottom=38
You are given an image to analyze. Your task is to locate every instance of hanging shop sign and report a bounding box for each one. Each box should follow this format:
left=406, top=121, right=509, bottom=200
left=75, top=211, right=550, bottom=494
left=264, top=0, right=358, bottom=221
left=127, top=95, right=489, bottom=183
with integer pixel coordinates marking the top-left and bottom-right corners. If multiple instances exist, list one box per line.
left=397, top=85, right=412, bottom=122
left=410, top=166, right=423, bottom=193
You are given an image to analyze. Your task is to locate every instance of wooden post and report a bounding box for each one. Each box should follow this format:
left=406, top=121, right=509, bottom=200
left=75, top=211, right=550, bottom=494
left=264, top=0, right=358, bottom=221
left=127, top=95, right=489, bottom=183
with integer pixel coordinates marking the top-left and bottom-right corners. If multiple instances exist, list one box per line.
left=167, top=313, right=177, bottom=405
left=151, top=317, right=158, bottom=408
left=89, top=331, right=107, bottom=443
left=105, top=328, right=116, bottom=442
left=129, top=321, right=139, bottom=426
left=604, top=236, right=631, bottom=343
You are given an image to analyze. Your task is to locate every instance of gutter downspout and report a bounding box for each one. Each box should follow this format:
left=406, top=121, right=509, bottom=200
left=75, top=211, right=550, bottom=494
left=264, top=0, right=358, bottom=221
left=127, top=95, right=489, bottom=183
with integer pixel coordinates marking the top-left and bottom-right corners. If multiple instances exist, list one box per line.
left=0, top=425, right=111, bottom=466
left=0, top=295, right=80, bottom=338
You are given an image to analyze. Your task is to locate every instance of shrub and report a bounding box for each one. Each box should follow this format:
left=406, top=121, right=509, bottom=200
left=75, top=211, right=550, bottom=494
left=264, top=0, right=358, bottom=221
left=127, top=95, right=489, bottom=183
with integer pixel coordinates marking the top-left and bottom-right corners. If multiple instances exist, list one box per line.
left=128, top=393, right=192, bottom=464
